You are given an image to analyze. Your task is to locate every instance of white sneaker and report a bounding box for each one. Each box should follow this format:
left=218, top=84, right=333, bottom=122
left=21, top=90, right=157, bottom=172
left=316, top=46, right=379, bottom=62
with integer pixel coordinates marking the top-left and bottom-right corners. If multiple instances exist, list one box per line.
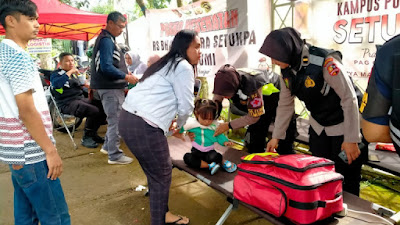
left=100, top=148, right=108, bottom=154
left=100, top=148, right=123, bottom=155
left=108, top=155, right=133, bottom=165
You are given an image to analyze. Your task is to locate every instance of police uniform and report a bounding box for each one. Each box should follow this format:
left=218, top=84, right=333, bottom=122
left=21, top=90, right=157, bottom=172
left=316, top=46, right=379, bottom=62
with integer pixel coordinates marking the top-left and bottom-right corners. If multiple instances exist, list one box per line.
left=273, top=44, right=364, bottom=195
left=214, top=67, right=296, bottom=154
left=361, top=34, right=400, bottom=155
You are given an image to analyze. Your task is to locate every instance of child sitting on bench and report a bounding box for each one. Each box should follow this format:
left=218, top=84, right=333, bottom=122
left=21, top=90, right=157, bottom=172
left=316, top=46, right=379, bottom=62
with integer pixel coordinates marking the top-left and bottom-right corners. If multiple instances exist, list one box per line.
left=174, top=99, right=237, bottom=175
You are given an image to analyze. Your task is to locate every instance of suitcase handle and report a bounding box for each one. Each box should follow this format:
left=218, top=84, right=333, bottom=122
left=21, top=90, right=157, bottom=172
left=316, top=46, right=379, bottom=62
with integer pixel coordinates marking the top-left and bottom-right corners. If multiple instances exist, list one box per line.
left=325, top=195, right=342, bottom=205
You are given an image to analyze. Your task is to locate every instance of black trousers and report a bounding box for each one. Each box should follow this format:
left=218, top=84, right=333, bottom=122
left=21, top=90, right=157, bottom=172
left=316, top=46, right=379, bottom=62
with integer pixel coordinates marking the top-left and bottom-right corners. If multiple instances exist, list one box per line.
left=183, top=147, right=223, bottom=168
left=309, top=127, right=368, bottom=196
left=245, top=92, right=297, bottom=154
left=60, top=98, right=106, bottom=131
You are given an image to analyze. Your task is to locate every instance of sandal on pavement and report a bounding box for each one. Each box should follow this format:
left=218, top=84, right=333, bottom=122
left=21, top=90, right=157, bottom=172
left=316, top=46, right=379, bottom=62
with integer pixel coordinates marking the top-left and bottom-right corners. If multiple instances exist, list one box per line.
left=165, top=216, right=190, bottom=225
left=223, top=160, right=237, bottom=173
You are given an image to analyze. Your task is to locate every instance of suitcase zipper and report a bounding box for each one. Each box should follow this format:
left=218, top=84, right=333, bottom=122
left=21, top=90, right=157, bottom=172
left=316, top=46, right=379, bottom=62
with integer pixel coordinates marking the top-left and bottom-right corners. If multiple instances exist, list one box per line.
left=238, top=168, right=343, bottom=190
left=241, top=160, right=334, bottom=172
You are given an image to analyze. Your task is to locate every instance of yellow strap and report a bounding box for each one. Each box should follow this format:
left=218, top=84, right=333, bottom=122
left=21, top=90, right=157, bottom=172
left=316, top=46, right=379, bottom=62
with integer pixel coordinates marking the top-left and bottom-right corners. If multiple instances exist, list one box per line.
left=244, top=152, right=279, bottom=161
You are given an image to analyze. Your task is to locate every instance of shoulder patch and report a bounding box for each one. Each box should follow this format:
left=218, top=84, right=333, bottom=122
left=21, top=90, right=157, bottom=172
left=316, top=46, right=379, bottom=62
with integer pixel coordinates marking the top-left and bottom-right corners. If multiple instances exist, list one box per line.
left=324, top=58, right=340, bottom=76
left=247, top=91, right=264, bottom=117
left=323, top=58, right=333, bottom=67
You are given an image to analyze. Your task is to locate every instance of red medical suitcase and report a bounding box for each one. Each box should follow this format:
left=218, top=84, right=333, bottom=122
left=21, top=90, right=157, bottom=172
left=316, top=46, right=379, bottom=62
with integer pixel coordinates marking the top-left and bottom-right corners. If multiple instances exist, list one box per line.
left=233, top=153, right=344, bottom=224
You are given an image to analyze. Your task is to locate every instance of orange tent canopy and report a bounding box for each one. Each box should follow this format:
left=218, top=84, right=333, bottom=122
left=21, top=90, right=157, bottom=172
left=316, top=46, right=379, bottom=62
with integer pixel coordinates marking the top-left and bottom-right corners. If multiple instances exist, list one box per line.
left=0, top=0, right=107, bottom=41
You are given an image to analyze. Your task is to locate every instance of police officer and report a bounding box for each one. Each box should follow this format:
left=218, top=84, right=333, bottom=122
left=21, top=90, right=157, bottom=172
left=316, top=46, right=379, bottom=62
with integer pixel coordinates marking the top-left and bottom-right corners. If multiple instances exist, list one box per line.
left=263, top=27, right=363, bottom=196
left=361, top=34, right=400, bottom=156
left=213, top=64, right=297, bottom=154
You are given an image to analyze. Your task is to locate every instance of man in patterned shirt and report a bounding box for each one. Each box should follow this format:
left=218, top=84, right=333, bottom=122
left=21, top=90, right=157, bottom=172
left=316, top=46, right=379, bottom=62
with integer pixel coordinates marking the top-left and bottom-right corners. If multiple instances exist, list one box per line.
left=0, top=0, right=70, bottom=224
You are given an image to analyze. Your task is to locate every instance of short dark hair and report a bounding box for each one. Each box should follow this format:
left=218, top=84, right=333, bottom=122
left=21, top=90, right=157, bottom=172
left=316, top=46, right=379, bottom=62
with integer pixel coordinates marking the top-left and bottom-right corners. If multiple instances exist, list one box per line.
left=59, top=52, right=73, bottom=62
left=107, top=11, right=126, bottom=23
left=0, top=0, right=37, bottom=29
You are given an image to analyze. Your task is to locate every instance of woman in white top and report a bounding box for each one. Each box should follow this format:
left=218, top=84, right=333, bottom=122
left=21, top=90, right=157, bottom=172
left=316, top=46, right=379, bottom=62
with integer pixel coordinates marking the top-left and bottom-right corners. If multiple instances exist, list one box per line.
left=119, top=29, right=201, bottom=225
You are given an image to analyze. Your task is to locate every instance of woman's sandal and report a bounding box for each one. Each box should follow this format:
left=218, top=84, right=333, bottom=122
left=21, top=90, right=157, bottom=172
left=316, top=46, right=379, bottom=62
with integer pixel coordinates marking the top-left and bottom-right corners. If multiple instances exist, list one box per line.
left=165, top=215, right=190, bottom=225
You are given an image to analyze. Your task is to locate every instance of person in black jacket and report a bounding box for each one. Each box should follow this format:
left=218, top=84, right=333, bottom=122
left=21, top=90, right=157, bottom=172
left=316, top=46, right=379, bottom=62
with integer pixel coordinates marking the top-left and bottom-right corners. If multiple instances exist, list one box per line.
left=90, top=11, right=137, bottom=164
left=50, top=52, right=106, bottom=148
left=212, top=65, right=297, bottom=154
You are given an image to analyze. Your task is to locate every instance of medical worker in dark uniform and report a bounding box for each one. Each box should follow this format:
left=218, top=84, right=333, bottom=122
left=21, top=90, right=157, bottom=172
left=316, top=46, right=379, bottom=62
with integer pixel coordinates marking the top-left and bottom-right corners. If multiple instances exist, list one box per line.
left=361, top=34, right=400, bottom=156
left=263, top=27, right=363, bottom=196
left=212, top=65, right=297, bottom=154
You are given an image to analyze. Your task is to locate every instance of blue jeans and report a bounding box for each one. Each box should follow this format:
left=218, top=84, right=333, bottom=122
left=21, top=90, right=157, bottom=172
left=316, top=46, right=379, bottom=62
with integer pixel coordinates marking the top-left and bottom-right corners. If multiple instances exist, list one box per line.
left=9, top=160, right=70, bottom=225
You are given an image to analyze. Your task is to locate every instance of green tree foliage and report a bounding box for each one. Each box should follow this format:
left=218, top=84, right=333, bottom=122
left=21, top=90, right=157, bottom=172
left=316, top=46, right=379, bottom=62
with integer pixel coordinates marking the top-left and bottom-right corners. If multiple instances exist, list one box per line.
left=135, top=0, right=172, bottom=16
left=91, top=2, right=115, bottom=15
left=59, top=0, right=89, bottom=9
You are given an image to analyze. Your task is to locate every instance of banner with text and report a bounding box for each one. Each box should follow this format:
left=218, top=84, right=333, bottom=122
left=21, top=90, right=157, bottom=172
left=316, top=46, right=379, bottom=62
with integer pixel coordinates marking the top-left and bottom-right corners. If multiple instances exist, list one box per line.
left=146, top=0, right=271, bottom=78
left=27, top=38, right=52, bottom=54
left=306, top=0, right=399, bottom=80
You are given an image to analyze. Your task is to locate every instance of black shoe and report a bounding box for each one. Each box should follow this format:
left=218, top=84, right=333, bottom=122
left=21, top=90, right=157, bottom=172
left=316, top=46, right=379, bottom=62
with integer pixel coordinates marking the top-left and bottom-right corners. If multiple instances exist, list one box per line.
left=81, top=136, right=98, bottom=148
left=92, top=134, right=105, bottom=143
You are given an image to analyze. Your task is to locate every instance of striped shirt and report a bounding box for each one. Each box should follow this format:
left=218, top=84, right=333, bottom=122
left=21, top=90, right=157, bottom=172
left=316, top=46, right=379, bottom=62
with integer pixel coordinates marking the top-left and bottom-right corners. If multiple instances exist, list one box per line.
left=0, top=39, right=54, bottom=165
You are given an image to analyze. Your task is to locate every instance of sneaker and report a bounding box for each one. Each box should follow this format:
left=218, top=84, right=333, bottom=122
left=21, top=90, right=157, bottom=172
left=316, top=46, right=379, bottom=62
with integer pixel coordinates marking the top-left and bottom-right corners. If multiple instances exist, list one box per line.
left=81, top=136, right=98, bottom=148
left=92, top=134, right=105, bottom=143
left=209, top=162, right=220, bottom=175
left=222, top=160, right=237, bottom=173
left=108, top=155, right=133, bottom=165
left=100, top=148, right=123, bottom=155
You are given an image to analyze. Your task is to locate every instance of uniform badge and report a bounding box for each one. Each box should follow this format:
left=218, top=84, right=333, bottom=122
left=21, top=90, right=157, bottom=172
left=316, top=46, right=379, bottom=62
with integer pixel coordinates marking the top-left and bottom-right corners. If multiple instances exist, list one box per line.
left=240, top=100, right=247, bottom=105
left=302, top=56, right=309, bottom=64
left=305, top=76, right=315, bottom=88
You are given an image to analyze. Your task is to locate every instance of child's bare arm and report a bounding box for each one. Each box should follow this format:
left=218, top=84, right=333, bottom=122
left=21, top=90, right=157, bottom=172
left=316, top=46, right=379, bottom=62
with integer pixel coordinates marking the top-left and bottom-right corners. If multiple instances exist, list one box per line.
left=172, top=130, right=186, bottom=141
left=224, top=141, right=234, bottom=146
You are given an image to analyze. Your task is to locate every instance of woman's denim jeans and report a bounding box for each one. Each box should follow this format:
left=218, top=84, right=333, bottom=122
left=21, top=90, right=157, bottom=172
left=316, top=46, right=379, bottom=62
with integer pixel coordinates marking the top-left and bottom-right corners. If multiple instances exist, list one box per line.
left=9, top=160, right=70, bottom=225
